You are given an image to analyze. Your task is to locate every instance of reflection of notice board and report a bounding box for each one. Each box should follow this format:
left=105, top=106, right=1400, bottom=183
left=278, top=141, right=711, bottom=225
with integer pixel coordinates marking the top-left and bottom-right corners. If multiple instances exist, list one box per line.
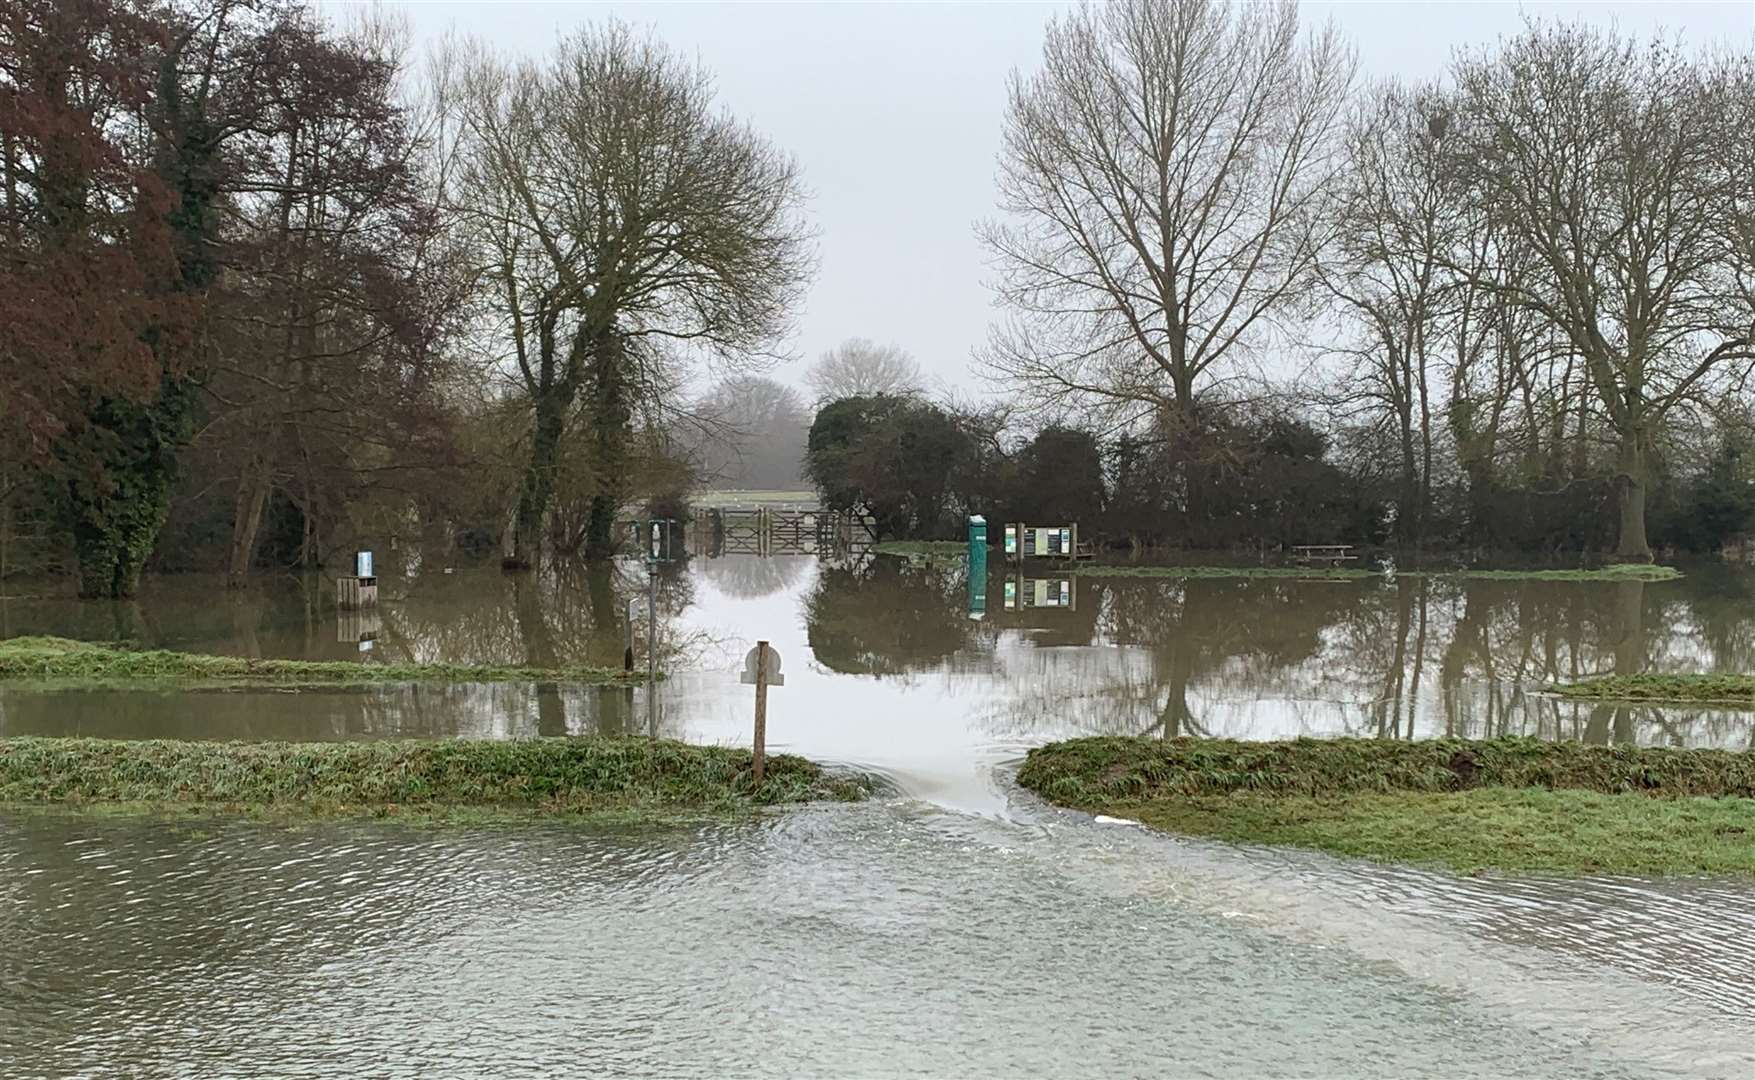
left=1031, top=579, right=1072, bottom=608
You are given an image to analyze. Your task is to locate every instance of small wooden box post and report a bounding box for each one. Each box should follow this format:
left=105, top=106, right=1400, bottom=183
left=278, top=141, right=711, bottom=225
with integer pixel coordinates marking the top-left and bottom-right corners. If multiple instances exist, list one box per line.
left=337, top=550, right=378, bottom=610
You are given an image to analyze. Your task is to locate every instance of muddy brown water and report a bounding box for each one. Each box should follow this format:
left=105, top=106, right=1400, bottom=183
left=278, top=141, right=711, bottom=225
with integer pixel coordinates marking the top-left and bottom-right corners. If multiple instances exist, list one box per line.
left=2, top=555, right=1754, bottom=1077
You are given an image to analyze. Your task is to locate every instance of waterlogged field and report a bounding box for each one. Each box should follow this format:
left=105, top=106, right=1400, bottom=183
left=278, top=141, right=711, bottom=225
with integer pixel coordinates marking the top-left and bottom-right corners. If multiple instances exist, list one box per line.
left=3, top=555, right=1755, bottom=1075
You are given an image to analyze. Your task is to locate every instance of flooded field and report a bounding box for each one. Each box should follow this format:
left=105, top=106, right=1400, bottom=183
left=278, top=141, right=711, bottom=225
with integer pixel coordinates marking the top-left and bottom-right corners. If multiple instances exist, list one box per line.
left=1, top=556, right=1751, bottom=802
left=3, top=554, right=1755, bottom=1076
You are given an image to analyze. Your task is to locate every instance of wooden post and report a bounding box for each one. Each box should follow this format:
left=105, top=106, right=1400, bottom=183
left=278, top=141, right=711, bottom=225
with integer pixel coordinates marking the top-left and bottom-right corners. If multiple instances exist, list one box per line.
left=752, top=639, right=770, bottom=786
left=336, top=577, right=377, bottom=610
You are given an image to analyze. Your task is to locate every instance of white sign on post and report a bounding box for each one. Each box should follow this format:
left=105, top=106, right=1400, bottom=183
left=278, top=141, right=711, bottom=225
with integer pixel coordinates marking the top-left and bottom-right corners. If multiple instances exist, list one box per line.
left=740, top=645, right=784, bottom=686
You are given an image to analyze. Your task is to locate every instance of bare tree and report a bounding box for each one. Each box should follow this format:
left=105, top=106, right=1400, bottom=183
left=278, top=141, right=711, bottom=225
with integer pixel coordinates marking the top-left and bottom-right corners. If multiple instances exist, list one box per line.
left=803, top=338, right=923, bottom=402
left=1719, top=51, right=1755, bottom=345
left=692, top=374, right=810, bottom=489
left=979, top=0, right=1355, bottom=428
left=1320, top=80, right=1456, bottom=543
left=1450, top=23, right=1755, bottom=561
left=442, top=22, right=813, bottom=564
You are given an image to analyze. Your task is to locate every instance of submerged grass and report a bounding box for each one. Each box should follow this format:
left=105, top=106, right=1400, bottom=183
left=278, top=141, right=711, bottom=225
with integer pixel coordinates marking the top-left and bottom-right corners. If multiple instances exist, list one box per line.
left=1446, top=564, right=1683, bottom=582
left=1072, top=563, right=1683, bottom=582
left=0, top=736, right=872, bottom=820
left=0, top=636, right=644, bottom=688
left=1548, top=673, right=1755, bottom=708
left=1017, top=735, right=1755, bottom=877
left=871, top=540, right=968, bottom=557
left=1076, top=564, right=1379, bottom=580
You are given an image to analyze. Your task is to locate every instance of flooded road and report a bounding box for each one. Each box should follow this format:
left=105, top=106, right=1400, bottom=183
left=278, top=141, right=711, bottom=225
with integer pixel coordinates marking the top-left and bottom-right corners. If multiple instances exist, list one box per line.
left=3, top=555, right=1755, bottom=1076
left=4, top=803, right=1752, bottom=1078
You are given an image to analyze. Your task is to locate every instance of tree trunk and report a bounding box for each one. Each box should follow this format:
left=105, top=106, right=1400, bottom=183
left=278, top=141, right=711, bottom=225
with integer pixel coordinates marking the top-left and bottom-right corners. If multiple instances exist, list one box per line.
left=1398, top=406, right=1418, bottom=546
left=226, top=454, right=272, bottom=588
left=511, top=396, right=568, bottom=569
left=1613, top=433, right=1652, bottom=562
left=584, top=332, right=631, bottom=560
left=66, top=382, right=191, bottom=599
left=1166, top=377, right=1203, bottom=543
left=74, top=531, right=122, bottom=601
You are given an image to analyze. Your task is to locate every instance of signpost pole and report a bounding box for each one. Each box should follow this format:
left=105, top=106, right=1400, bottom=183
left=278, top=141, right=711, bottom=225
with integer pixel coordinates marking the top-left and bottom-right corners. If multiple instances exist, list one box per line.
left=646, top=562, right=657, bottom=691
left=623, top=599, right=634, bottom=672
left=752, top=640, right=770, bottom=786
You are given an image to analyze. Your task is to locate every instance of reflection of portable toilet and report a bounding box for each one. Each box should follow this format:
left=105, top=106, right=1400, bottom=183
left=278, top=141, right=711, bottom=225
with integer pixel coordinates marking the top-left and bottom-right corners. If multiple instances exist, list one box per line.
left=967, top=515, right=988, bottom=619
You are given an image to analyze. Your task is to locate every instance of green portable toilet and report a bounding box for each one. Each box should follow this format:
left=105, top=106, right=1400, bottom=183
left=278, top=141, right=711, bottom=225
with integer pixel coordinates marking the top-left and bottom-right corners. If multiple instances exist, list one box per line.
left=967, top=515, right=988, bottom=618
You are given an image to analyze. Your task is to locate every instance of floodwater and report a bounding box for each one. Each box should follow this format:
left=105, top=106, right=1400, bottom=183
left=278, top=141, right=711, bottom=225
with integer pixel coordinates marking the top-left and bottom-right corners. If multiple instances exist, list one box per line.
left=3, top=553, right=1755, bottom=1077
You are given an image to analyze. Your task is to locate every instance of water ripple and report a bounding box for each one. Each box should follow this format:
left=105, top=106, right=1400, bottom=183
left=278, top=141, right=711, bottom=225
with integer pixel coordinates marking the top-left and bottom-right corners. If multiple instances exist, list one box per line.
left=3, top=804, right=1747, bottom=1079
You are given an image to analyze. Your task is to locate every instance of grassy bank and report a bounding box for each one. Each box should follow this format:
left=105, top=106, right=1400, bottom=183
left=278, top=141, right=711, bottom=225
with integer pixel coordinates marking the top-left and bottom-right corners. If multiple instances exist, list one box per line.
left=1447, top=564, right=1683, bottom=582
left=1072, top=563, right=1682, bottom=582
left=0, top=636, right=644, bottom=689
left=872, top=540, right=968, bottom=557
left=0, top=736, right=870, bottom=820
left=1017, top=736, right=1755, bottom=876
left=1076, top=564, right=1379, bottom=580
left=1549, top=674, right=1755, bottom=708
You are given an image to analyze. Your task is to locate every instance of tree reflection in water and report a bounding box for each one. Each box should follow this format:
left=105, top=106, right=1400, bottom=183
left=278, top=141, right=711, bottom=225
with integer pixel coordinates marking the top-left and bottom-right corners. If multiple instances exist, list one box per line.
left=9, top=554, right=1755, bottom=749
left=804, top=560, right=979, bottom=676
left=695, top=554, right=810, bottom=600
left=800, top=561, right=1755, bottom=748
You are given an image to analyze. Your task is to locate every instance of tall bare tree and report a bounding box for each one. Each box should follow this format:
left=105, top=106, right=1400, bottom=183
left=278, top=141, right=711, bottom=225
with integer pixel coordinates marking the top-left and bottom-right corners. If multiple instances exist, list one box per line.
left=692, top=375, right=810, bottom=489
left=980, top=0, right=1354, bottom=428
left=203, top=8, right=455, bottom=586
left=1450, top=23, right=1755, bottom=561
left=1320, top=80, right=1456, bottom=543
left=803, top=338, right=923, bottom=402
left=442, top=22, right=812, bottom=564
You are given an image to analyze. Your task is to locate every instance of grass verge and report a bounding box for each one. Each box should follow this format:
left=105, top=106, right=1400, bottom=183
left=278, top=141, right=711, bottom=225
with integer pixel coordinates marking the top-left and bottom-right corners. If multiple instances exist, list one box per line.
left=1548, top=673, right=1755, bottom=708
left=1085, top=790, right=1755, bottom=877
left=1017, top=735, right=1755, bottom=877
left=0, top=736, right=871, bottom=820
left=872, top=540, right=968, bottom=557
left=1444, top=564, right=1683, bottom=582
left=1076, top=564, right=1379, bottom=580
left=1072, top=563, right=1683, bottom=582
left=0, top=636, right=645, bottom=688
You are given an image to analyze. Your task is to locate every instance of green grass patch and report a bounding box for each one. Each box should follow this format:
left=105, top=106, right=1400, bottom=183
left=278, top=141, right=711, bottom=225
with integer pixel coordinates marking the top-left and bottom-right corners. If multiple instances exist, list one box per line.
left=1072, top=563, right=1683, bottom=582
left=0, top=636, right=645, bottom=689
left=0, top=736, right=872, bottom=819
left=1446, top=564, right=1683, bottom=582
left=872, top=540, right=968, bottom=557
left=1076, top=564, right=1379, bottom=580
left=1017, top=735, right=1755, bottom=877
left=1091, top=789, right=1755, bottom=877
left=1548, top=673, right=1755, bottom=708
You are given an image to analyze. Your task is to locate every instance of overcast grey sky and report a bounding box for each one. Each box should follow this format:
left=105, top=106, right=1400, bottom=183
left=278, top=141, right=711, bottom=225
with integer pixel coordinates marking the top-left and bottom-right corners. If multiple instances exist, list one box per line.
left=377, top=1, right=1755, bottom=398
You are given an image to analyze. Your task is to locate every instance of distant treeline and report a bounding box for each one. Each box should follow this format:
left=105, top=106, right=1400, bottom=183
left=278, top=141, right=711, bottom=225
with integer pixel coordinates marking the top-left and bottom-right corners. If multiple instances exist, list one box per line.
left=804, top=394, right=1754, bottom=555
